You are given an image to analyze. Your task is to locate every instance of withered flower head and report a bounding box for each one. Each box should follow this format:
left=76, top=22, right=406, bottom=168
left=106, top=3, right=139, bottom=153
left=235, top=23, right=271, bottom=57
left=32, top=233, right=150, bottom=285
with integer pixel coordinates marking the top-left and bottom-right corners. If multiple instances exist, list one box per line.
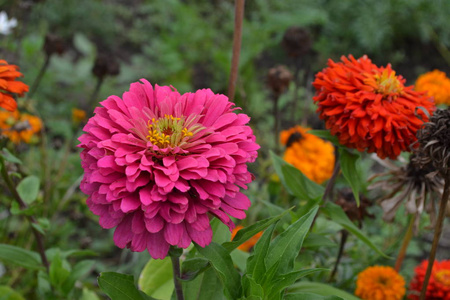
left=335, top=188, right=373, bottom=227
left=281, top=26, right=312, bottom=57
left=414, top=108, right=450, bottom=176
left=92, top=53, right=120, bottom=79
left=43, top=33, right=67, bottom=56
left=267, top=65, right=293, bottom=96
left=370, top=154, right=443, bottom=232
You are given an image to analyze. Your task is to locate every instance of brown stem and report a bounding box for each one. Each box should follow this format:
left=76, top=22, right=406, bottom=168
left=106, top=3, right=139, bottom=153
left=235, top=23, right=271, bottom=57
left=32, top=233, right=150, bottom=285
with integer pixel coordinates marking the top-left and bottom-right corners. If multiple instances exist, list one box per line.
left=290, top=58, right=301, bottom=123
left=170, top=250, right=184, bottom=300
left=0, top=157, right=49, bottom=271
left=395, top=214, right=415, bottom=272
left=28, top=54, right=51, bottom=99
left=273, top=94, right=280, bottom=154
left=328, top=230, right=348, bottom=281
left=87, top=76, right=105, bottom=111
left=419, top=173, right=450, bottom=300
left=227, top=0, right=245, bottom=102
left=322, top=147, right=340, bottom=202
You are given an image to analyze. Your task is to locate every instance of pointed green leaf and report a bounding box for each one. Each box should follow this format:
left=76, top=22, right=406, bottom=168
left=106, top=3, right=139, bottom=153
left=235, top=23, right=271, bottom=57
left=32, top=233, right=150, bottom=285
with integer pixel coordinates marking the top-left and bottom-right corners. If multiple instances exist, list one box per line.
left=16, top=175, right=40, bottom=204
left=138, top=257, right=174, bottom=299
left=182, top=267, right=226, bottom=300
left=242, top=274, right=264, bottom=299
left=265, top=207, right=318, bottom=275
left=271, top=152, right=324, bottom=201
left=246, top=224, right=276, bottom=283
left=195, top=242, right=241, bottom=300
left=0, top=148, right=22, bottom=165
left=307, top=130, right=340, bottom=145
left=322, top=202, right=390, bottom=258
left=302, top=233, right=336, bottom=249
left=98, top=272, right=156, bottom=300
left=0, top=286, right=26, bottom=300
left=222, top=209, right=290, bottom=252
left=61, top=260, right=95, bottom=295
left=0, top=244, right=43, bottom=270
left=181, top=257, right=210, bottom=281
left=339, top=149, right=361, bottom=206
left=288, top=281, right=360, bottom=300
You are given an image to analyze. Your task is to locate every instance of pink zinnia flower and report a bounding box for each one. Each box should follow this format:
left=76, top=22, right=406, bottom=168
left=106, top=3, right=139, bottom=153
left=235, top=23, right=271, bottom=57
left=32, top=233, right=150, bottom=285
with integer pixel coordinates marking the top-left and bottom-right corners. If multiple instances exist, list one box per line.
left=79, top=80, right=259, bottom=259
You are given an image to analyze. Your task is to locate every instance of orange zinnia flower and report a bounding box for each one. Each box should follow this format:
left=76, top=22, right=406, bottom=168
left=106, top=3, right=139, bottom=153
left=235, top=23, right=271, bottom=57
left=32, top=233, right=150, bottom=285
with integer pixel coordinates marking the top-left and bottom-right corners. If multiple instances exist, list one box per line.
left=231, top=225, right=263, bottom=252
left=0, top=60, right=29, bottom=111
left=313, top=55, right=435, bottom=159
left=415, top=70, right=450, bottom=106
left=280, top=125, right=334, bottom=184
left=0, top=110, right=42, bottom=144
left=355, top=266, right=406, bottom=300
left=409, top=260, right=450, bottom=300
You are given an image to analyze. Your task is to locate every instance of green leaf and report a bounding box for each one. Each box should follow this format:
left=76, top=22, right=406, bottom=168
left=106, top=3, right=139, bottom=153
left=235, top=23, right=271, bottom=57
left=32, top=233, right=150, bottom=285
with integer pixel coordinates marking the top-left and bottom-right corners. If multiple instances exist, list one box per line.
left=284, top=293, right=345, bottom=300
left=270, top=152, right=324, bottom=201
left=0, top=286, right=25, bottom=300
left=80, top=288, right=101, bottom=300
left=0, top=244, right=43, bottom=270
left=0, top=148, right=22, bottom=165
left=321, top=202, right=390, bottom=258
left=61, top=260, right=95, bottom=295
left=339, top=149, right=361, bottom=206
left=195, top=242, right=241, bottom=300
left=307, top=130, right=340, bottom=145
left=211, top=217, right=232, bottom=244
left=49, top=251, right=70, bottom=289
left=288, top=282, right=361, bottom=300
left=302, top=233, right=336, bottom=249
left=222, top=209, right=291, bottom=252
left=265, top=206, right=318, bottom=275
left=138, top=257, right=174, bottom=299
left=10, top=202, right=36, bottom=216
left=266, top=268, right=328, bottom=300
left=98, top=272, right=155, bottom=300
left=246, top=223, right=276, bottom=283
left=16, top=175, right=40, bottom=204
left=242, top=275, right=264, bottom=299
left=182, top=267, right=225, bottom=300
left=230, top=249, right=250, bottom=272
left=181, top=257, right=210, bottom=281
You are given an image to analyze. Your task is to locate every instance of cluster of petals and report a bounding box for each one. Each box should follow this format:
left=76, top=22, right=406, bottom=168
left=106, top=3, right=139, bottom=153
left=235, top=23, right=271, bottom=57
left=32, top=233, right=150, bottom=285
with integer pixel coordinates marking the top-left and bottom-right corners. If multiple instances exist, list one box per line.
left=280, top=125, right=334, bottom=184
left=313, top=55, right=435, bottom=159
left=79, top=79, right=259, bottom=259
left=0, top=109, right=42, bottom=144
left=415, top=70, right=450, bottom=106
left=355, top=265, right=406, bottom=300
left=0, top=60, right=28, bottom=112
left=409, top=260, right=450, bottom=300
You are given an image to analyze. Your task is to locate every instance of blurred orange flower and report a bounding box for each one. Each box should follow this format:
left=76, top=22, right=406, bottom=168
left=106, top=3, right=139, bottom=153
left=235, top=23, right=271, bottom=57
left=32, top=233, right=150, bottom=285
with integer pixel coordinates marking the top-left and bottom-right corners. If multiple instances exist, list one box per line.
left=72, top=108, right=87, bottom=124
left=280, top=125, right=334, bottom=184
left=231, top=225, right=263, bottom=252
left=0, top=60, right=28, bottom=111
left=0, top=110, right=42, bottom=144
left=409, top=260, right=450, bottom=300
left=313, top=55, right=435, bottom=159
left=355, top=265, right=405, bottom=300
left=415, top=70, right=450, bottom=106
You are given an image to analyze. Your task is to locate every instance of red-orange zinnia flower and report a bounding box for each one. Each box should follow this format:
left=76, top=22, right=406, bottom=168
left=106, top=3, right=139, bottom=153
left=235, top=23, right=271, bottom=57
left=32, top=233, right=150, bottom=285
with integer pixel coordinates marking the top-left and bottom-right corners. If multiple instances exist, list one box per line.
left=231, top=225, right=263, bottom=252
left=0, top=60, right=29, bottom=111
left=313, top=55, right=435, bottom=159
left=409, top=260, right=450, bottom=300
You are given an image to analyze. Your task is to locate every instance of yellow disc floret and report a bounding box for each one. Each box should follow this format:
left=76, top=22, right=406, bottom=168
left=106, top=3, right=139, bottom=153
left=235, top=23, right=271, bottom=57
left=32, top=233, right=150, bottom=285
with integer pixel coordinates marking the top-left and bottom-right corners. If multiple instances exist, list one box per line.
left=146, top=114, right=197, bottom=148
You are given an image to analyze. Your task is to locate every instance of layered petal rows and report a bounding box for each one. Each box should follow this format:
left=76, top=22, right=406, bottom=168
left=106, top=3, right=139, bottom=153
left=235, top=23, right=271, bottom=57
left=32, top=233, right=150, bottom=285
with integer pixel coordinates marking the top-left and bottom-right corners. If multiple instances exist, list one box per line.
left=79, top=79, right=259, bottom=259
left=313, top=55, right=435, bottom=159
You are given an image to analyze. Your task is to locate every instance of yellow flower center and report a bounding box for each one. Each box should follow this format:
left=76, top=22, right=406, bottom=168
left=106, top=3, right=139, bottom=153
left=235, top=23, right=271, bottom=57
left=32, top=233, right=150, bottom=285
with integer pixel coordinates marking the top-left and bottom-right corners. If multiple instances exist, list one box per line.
left=436, top=270, right=450, bottom=286
left=373, top=69, right=403, bottom=95
left=146, top=114, right=193, bottom=148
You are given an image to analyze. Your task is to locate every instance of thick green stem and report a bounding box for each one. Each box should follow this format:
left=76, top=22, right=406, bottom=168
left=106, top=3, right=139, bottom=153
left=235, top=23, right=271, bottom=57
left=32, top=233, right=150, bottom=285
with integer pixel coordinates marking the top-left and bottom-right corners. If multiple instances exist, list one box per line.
left=170, top=247, right=184, bottom=300
left=0, top=157, right=49, bottom=271
left=395, top=214, right=415, bottom=272
left=227, top=0, right=245, bottom=102
left=419, top=174, right=450, bottom=300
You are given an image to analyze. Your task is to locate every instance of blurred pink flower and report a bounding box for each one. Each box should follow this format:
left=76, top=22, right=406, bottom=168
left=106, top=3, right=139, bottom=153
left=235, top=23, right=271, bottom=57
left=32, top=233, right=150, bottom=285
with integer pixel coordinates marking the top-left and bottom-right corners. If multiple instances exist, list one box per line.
left=79, top=79, right=259, bottom=259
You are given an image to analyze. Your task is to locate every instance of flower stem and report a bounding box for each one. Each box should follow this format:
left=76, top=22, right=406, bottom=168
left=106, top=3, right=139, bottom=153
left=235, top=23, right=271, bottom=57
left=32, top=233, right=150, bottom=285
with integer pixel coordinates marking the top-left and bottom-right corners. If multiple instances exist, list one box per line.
left=87, top=76, right=104, bottom=111
left=227, top=0, right=245, bottom=102
left=419, top=173, right=450, bottom=300
left=0, top=156, right=49, bottom=271
left=273, top=94, right=280, bottom=154
left=328, top=230, right=348, bottom=281
left=28, top=54, right=51, bottom=99
left=169, top=247, right=184, bottom=300
left=323, top=147, right=340, bottom=202
left=395, top=214, right=415, bottom=272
